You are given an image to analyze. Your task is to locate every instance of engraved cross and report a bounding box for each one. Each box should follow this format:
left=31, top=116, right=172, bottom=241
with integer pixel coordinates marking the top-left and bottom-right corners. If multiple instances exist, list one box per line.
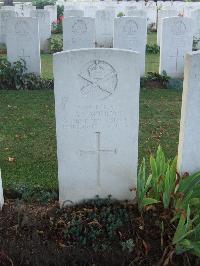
left=80, top=132, right=117, bottom=186
left=169, top=48, right=184, bottom=73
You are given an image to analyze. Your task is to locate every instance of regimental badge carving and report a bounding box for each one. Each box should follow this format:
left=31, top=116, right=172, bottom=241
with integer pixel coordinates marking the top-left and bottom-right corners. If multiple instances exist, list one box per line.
left=172, top=21, right=187, bottom=36
left=15, top=21, right=29, bottom=35
left=79, top=60, right=118, bottom=100
left=123, top=20, right=138, bottom=36
left=72, top=19, right=87, bottom=35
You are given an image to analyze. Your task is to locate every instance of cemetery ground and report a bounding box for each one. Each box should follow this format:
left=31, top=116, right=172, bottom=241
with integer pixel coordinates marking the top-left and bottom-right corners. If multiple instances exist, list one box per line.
left=0, top=33, right=200, bottom=265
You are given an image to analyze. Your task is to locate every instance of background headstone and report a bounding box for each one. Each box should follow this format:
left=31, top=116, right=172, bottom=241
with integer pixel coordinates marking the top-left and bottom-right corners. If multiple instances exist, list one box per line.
left=178, top=51, right=200, bottom=175
left=95, top=9, right=115, bottom=47
left=63, top=17, right=95, bottom=50
left=114, top=16, right=147, bottom=76
left=64, top=9, right=84, bottom=18
left=44, top=5, right=57, bottom=23
left=190, top=9, right=200, bottom=50
left=31, top=9, right=51, bottom=51
left=7, top=17, right=41, bottom=75
left=0, top=10, right=17, bottom=44
left=53, top=48, right=140, bottom=205
left=159, top=16, right=193, bottom=78
left=157, top=9, right=178, bottom=46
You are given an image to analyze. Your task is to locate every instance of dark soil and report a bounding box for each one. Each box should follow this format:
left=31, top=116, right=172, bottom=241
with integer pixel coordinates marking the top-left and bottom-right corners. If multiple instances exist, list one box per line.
left=0, top=199, right=199, bottom=266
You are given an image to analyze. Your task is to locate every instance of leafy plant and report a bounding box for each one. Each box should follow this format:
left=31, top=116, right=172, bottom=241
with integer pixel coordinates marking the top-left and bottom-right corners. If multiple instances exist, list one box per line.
left=32, top=0, right=56, bottom=9
left=49, top=36, right=63, bottom=53
left=121, top=239, right=135, bottom=253
left=0, top=58, right=53, bottom=90
left=117, top=12, right=124, bottom=17
left=146, top=44, right=160, bottom=54
left=136, top=147, right=200, bottom=258
left=141, top=71, right=170, bottom=89
left=57, top=5, right=64, bottom=19
left=137, top=158, right=159, bottom=211
left=173, top=205, right=200, bottom=257
left=52, top=15, right=63, bottom=34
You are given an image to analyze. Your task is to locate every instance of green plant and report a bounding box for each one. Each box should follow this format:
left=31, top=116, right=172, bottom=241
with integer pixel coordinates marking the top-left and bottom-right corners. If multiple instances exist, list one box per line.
left=117, top=12, right=124, bottom=17
left=137, top=159, right=159, bottom=211
left=57, top=5, right=64, bottom=19
left=121, top=239, right=135, bottom=253
left=146, top=44, right=160, bottom=54
left=49, top=36, right=63, bottom=53
left=0, top=58, right=53, bottom=90
left=173, top=206, right=200, bottom=256
left=32, top=0, right=56, bottom=9
left=52, top=19, right=63, bottom=34
left=137, top=147, right=200, bottom=257
left=141, top=71, right=170, bottom=89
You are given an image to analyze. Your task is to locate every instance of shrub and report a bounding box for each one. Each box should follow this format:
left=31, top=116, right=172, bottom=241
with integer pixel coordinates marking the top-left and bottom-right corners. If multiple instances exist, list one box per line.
left=49, top=36, right=63, bottom=53
left=0, top=58, right=53, bottom=90
left=32, top=0, right=56, bottom=9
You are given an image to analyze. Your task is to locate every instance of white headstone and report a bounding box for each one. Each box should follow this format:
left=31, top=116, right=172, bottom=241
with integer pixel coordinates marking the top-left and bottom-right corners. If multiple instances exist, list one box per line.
left=157, top=9, right=178, bottom=46
left=84, top=6, right=97, bottom=18
left=178, top=51, right=200, bottom=175
left=125, top=5, right=137, bottom=15
left=1, top=5, right=15, bottom=11
left=64, top=9, right=84, bottom=18
left=159, top=17, right=193, bottom=78
left=63, top=17, right=95, bottom=50
left=190, top=9, right=200, bottom=50
left=23, top=5, right=36, bottom=17
left=126, top=9, right=147, bottom=18
left=44, top=5, right=57, bottom=23
left=95, top=9, right=115, bottom=47
left=30, top=9, right=51, bottom=51
left=14, top=3, right=24, bottom=17
left=114, top=17, right=147, bottom=76
left=0, top=170, right=4, bottom=211
left=0, top=10, right=17, bottom=44
left=7, top=17, right=41, bottom=75
left=53, top=48, right=140, bottom=205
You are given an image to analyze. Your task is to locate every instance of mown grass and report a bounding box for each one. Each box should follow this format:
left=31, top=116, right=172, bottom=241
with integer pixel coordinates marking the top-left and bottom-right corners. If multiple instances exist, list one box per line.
left=0, top=89, right=182, bottom=192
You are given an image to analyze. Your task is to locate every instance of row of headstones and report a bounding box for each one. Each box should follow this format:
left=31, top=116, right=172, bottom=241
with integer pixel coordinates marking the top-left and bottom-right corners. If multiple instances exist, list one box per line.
left=0, top=9, right=52, bottom=51
left=4, top=14, right=195, bottom=78
left=0, top=3, right=57, bottom=22
left=53, top=47, right=200, bottom=205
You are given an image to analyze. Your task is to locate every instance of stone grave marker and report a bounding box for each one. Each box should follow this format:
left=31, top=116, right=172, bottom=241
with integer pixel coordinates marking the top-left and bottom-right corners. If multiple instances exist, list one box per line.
left=7, top=17, right=41, bottom=75
left=44, top=5, right=57, bottom=23
left=95, top=9, right=115, bottom=47
left=159, top=16, right=193, bottom=78
left=178, top=51, right=200, bottom=174
left=126, top=9, right=147, bottom=19
left=23, top=4, right=36, bottom=17
left=30, top=9, right=51, bottom=51
left=113, top=16, right=147, bottom=76
left=63, top=17, right=95, bottom=50
left=64, top=9, right=84, bottom=18
left=190, top=9, right=200, bottom=50
left=157, top=9, right=177, bottom=46
left=0, top=10, right=17, bottom=44
left=53, top=48, right=140, bottom=205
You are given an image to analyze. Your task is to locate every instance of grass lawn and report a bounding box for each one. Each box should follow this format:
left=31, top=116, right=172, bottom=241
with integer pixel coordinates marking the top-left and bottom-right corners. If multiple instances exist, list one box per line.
left=0, top=32, right=181, bottom=194
left=0, top=89, right=182, bottom=193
